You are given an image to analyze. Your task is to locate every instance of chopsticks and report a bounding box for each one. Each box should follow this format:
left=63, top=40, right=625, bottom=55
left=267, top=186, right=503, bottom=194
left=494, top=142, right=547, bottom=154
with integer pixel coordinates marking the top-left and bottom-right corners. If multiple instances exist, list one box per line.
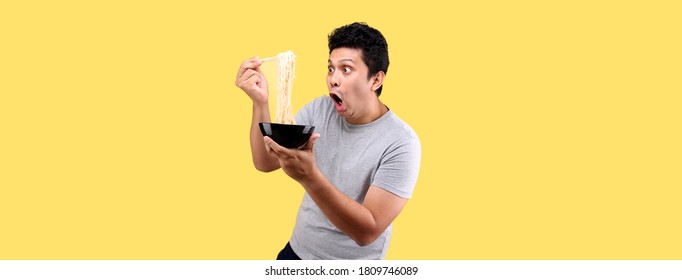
left=260, top=56, right=277, bottom=63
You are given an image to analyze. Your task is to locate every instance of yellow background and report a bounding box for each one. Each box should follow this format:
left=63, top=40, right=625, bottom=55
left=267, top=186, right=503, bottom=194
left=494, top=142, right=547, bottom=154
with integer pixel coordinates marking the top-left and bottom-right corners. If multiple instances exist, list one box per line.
left=1, top=1, right=680, bottom=259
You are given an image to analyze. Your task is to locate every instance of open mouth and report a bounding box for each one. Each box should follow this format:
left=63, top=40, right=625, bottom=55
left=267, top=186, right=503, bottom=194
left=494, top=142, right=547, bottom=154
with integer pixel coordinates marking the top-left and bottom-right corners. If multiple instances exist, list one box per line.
left=330, top=93, right=345, bottom=112
left=330, top=93, right=343, bottom=105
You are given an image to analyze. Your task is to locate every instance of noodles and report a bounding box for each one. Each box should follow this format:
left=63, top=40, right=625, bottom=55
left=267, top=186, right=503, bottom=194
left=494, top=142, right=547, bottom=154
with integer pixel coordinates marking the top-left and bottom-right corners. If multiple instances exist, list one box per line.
left=274, top=50, right=296, bottom=124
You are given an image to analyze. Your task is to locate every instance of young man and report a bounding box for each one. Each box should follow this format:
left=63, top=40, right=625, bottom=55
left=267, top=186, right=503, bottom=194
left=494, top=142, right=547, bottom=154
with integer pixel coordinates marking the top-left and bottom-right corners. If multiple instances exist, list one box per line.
left=235, top=22, right=421, bottom=259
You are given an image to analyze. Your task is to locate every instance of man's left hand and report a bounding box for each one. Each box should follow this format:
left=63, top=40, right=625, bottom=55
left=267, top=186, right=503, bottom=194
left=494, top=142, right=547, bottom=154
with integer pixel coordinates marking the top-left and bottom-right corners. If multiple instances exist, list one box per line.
left=263, top=133, right=321, bottom=184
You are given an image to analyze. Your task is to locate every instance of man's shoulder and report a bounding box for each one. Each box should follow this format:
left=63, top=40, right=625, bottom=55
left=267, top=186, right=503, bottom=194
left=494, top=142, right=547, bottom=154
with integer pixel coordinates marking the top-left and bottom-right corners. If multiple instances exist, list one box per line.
left=304, top=95, right=333, bottom=109
left=296, top=95, right=334, bottom=125
left=383, top=111, right=420, bottom=143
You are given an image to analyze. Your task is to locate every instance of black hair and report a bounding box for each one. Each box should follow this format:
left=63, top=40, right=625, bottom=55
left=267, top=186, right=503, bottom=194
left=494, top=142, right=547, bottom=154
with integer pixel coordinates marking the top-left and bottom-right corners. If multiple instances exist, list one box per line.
left=328, top=22, right=389, bottom=96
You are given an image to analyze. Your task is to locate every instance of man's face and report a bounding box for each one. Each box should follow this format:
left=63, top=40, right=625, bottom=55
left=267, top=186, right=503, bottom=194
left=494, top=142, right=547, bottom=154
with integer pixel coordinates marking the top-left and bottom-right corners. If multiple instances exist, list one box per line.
left=327, top=47, right=375, bottom=122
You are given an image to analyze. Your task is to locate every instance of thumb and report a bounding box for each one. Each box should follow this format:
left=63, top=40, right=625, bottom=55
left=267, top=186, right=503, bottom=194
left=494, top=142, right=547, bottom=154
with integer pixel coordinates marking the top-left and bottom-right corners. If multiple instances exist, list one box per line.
left=304, top=133, right=320, bottom=150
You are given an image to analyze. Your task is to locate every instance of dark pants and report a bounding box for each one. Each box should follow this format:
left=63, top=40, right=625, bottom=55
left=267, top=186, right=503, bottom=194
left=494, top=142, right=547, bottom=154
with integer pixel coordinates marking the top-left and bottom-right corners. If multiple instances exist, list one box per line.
left=276, top=242, right=301, bottom=260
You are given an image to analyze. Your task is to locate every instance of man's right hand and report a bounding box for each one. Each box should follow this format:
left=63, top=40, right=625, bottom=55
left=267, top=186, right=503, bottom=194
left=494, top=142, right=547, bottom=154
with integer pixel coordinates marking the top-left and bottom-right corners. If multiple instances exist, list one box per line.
left=235, top=57, right=269, bottom=105
left=235, top=56, right=280, bottom=172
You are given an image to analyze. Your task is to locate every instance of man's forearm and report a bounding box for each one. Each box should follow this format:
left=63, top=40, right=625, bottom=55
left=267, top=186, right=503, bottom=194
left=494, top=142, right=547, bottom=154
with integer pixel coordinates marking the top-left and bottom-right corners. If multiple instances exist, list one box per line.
left=250, top=102, right=279, bottom=172
left=301, top=171, right=380, bottom=246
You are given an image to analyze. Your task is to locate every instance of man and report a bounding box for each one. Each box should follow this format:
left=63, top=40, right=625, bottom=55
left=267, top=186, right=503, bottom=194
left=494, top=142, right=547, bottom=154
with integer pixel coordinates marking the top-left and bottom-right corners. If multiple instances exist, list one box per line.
left=235, top=22, right=421, bottom=259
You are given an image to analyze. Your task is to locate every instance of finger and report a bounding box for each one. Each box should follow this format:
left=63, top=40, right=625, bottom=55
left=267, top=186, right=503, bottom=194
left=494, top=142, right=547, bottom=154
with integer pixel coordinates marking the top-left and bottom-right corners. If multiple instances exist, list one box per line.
left=237, top=67, right=260, bottom=85
left=240, top=69, right=267, bottom=87
left=303, top=133, right=320, bottom=151
left=254, top=70, right=267, bottom=87
left=263, top=138, right=281, bottom=157
left=264, top=136, right=295, bottom=158
left=235, top=57, right=263, bottom=83
left=236, top=68, right=255, bottom=83
left=237, top=70, right=261, bottom=90
left=264, top=142, right=276, bottom=156
left=263, top=136, right=278, bottom=155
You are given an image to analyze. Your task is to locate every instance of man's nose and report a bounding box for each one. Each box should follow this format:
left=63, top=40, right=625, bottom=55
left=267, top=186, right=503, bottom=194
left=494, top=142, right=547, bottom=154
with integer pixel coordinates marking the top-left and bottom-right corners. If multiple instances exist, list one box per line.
left=329, top=71, right=341, bottom=87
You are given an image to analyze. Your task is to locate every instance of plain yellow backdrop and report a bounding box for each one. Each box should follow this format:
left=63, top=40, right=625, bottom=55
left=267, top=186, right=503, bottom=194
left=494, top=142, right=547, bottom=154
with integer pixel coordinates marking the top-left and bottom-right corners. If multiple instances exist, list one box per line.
left=1, top=1, right=680, bottom=259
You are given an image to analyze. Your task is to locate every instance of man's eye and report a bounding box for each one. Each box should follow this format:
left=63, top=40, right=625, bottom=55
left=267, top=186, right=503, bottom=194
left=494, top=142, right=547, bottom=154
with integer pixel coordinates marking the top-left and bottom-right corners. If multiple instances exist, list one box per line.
left=328, top=67, right=334, bottom=73
left=343, top=67, right=351, bottom=73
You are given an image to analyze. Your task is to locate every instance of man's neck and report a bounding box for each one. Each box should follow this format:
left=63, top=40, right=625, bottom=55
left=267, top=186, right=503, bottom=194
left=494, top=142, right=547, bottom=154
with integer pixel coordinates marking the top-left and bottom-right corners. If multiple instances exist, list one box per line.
left=346, top=99, right=389, bottom=125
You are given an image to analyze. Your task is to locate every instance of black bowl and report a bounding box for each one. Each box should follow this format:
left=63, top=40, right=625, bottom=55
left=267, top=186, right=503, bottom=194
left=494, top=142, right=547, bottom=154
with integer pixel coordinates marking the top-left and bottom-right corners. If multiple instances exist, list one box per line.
left=259, top=122, right=315, bottom=149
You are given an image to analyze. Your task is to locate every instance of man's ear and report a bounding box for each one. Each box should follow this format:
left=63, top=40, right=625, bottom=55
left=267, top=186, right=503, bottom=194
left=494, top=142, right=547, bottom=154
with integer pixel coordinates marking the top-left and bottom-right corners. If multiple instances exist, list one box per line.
left=370, top=71, right=385, bottom=92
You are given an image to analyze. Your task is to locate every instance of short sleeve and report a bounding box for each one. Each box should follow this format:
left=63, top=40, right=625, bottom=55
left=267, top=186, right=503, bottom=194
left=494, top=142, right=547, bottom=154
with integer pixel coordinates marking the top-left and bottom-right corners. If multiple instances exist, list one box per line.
left=371, top=136, right=422, bottom=199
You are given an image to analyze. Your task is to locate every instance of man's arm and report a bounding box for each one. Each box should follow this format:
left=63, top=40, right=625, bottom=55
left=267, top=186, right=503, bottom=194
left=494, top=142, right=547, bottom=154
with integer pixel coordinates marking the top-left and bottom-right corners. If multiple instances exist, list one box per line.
left=304, top=174, right=408, bottom=246
left=248, top=103, right=280, bottom=172
left=235, top=57, right=280, bottom=172
left=264, top=135, right=408, bottom=246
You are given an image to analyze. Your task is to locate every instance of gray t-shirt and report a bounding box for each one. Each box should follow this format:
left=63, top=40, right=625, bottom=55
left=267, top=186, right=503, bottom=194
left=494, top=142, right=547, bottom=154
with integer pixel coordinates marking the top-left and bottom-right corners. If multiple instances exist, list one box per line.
left=289, top=95, right=421, bottom=259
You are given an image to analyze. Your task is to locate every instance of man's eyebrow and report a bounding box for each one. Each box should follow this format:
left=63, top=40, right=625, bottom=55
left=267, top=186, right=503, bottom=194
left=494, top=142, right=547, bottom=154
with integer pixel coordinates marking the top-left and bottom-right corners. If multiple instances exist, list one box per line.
left=328, top=58, right=354, bottom=64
